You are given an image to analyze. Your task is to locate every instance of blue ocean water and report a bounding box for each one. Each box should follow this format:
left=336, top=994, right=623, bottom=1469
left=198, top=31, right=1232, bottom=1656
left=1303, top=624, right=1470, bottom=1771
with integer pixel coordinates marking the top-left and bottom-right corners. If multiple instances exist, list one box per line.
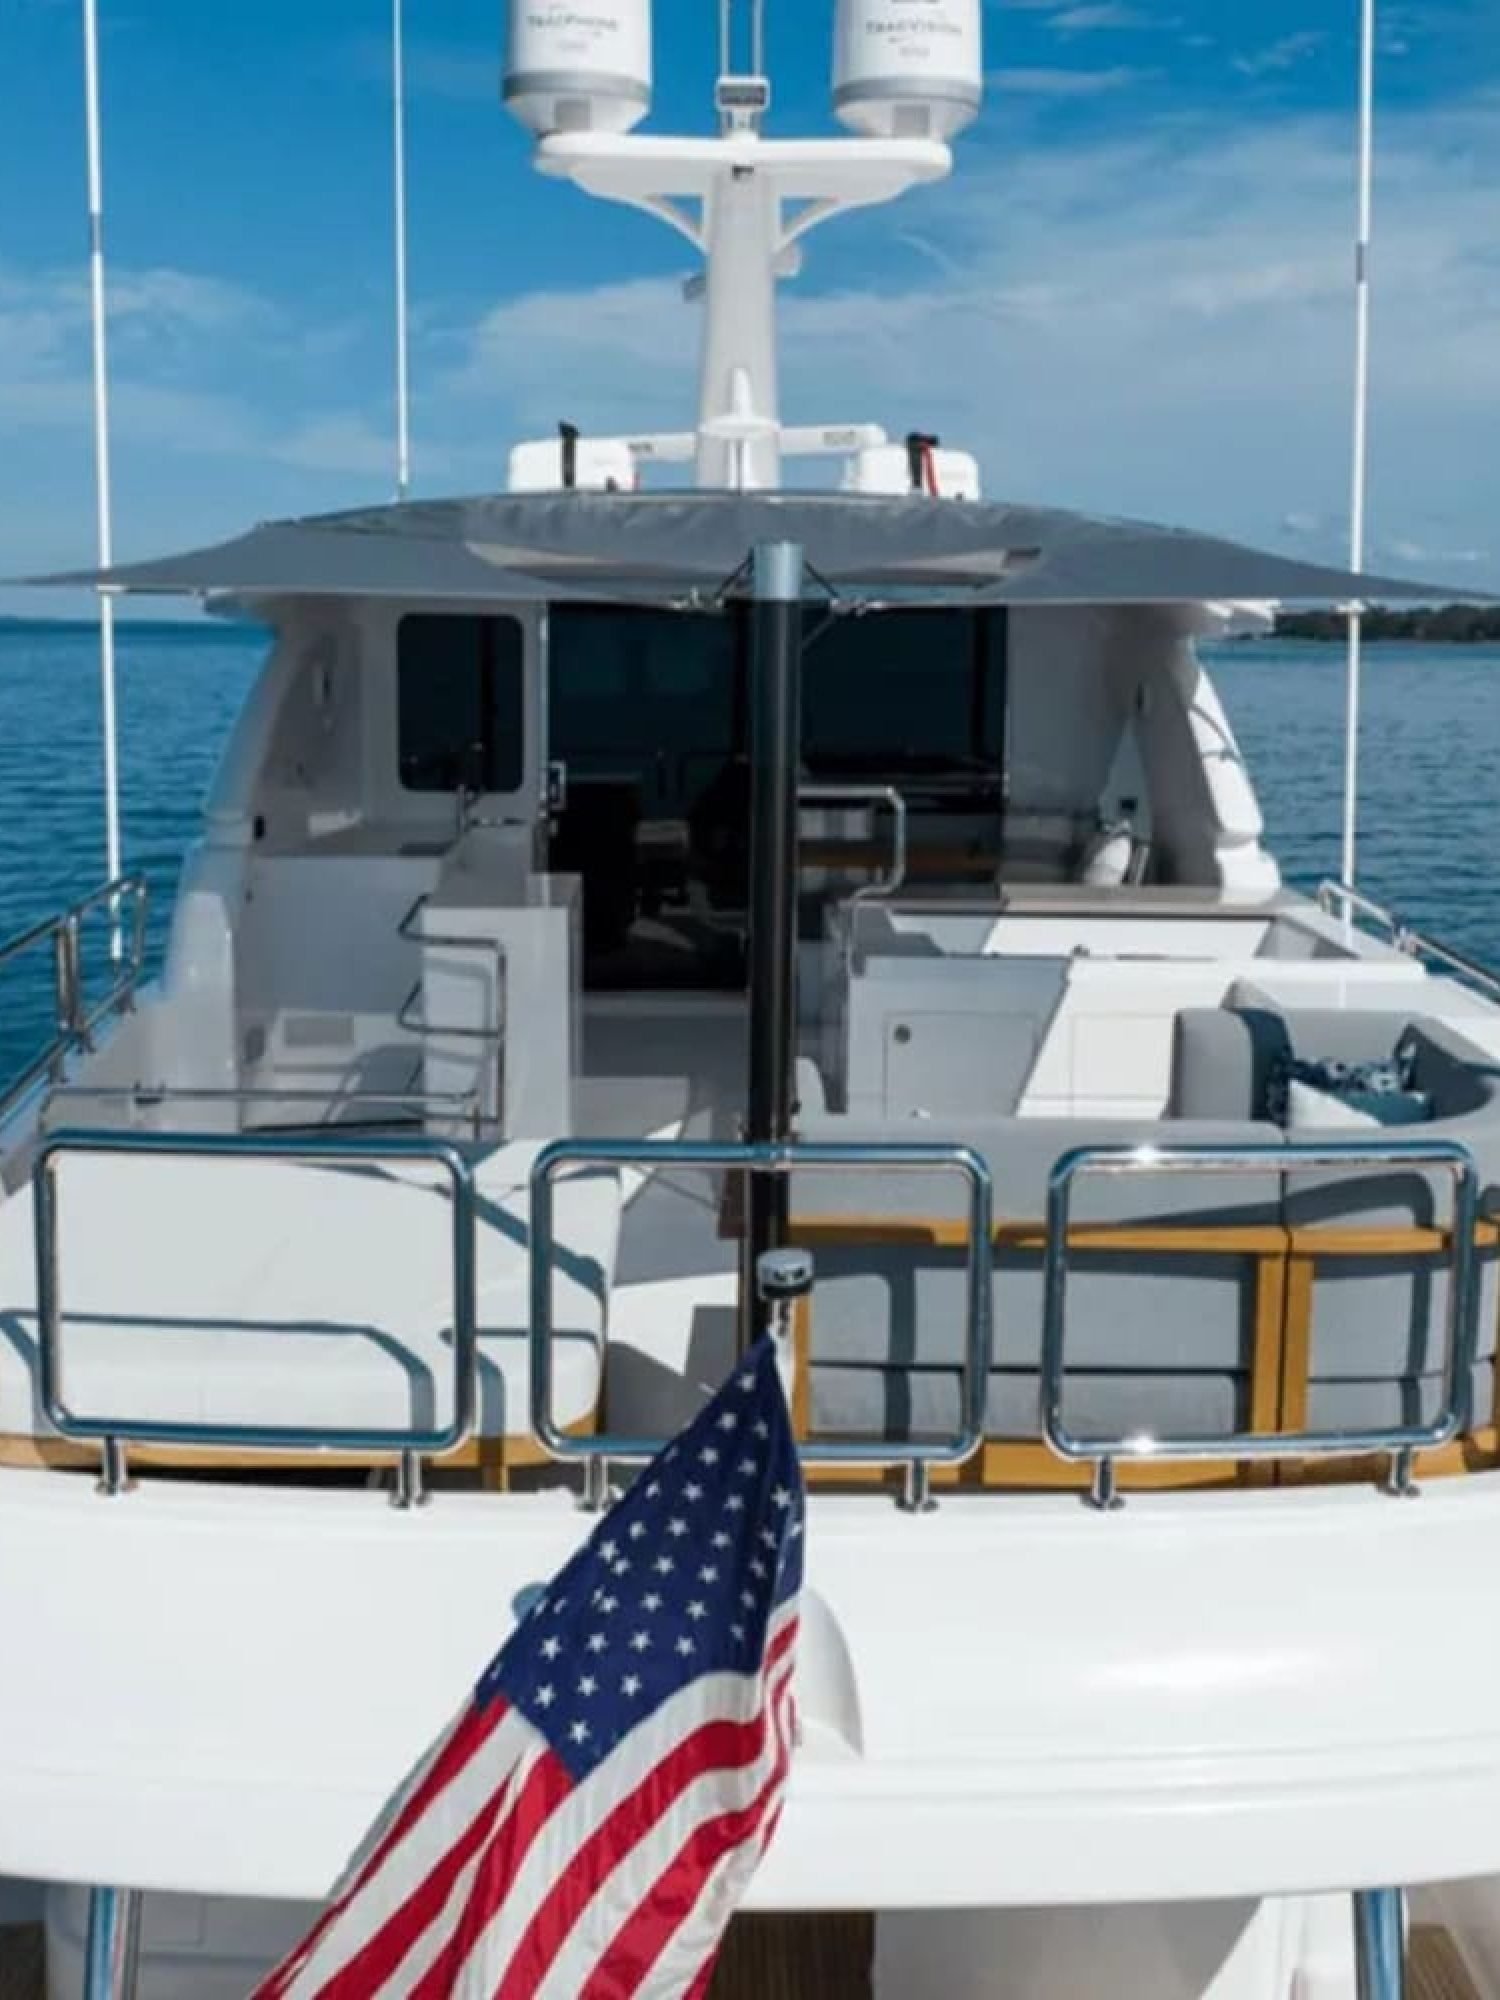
left=0, top=620, right=1496, bottom=1084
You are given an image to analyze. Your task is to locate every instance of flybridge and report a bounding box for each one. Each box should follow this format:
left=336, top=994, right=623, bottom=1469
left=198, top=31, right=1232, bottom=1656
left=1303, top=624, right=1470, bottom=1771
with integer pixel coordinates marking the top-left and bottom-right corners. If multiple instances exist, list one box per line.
left=500, top=1, right=985, bottom=493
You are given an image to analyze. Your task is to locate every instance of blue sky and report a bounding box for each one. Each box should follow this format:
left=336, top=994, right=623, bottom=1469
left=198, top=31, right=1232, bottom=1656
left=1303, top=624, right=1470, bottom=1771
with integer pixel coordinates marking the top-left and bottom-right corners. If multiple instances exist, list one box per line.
left=1, top=0, right=1498, bottom=614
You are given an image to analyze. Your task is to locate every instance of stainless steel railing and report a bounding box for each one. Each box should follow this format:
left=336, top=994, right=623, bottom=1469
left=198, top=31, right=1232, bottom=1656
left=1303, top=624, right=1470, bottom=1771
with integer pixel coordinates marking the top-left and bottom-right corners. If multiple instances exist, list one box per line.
left=0, top=877, right=149, bottom=1125
left=397, top=893, right=507, bottom=1126
left=33, top=1127, right=478, bottom=1506
left=49, top=1081, right=486, bottom=1138
left=529, top=1136, right=993, bottom=1513
left=798, top=784, right=909, bottom=904
left=1041, top=1138, right=1481, bottom=1509
left=1317, top=877, right=1500, bottom=1005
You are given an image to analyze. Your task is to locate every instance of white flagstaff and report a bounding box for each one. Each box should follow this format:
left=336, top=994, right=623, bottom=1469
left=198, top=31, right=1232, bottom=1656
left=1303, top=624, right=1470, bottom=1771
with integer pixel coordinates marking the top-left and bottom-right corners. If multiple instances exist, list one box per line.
left=82, top=0, right=122, bottom=893
left=1340, top=0, right=1376, bottom=897
left=392, top=0, right=412, bottom=500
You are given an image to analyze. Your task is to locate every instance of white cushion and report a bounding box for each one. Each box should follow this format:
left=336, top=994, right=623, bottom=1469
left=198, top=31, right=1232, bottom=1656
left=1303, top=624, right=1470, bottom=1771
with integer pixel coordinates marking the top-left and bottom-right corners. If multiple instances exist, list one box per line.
left=1285, top=1079, right=1381, bottom=1131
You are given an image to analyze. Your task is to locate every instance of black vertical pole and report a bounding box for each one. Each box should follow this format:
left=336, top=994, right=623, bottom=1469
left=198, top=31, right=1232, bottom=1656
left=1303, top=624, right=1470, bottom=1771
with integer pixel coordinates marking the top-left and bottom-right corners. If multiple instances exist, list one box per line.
left=741, top=540, right=804, bottom=1350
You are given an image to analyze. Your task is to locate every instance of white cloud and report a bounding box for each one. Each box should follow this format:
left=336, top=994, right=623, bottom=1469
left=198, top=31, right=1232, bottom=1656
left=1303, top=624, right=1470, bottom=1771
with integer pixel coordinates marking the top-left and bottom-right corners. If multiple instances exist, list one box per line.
left=429, top=95, right=1500, bottom=587
left=989, top=64, right=1149, bottom=94
left=1232, top=31, right=1328, bottom=80
left=4, top=84, right=1499, bottom=604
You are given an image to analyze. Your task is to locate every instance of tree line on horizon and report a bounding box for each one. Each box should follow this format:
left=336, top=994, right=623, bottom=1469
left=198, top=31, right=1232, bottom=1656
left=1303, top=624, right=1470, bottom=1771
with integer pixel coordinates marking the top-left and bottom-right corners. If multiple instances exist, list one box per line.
left=1275, top=604, right=1500, bottom=642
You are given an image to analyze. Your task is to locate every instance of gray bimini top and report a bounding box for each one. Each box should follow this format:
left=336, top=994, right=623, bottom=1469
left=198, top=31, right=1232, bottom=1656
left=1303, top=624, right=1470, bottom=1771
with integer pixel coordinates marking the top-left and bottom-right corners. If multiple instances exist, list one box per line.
left=28, top=489, right=1466, bottom=608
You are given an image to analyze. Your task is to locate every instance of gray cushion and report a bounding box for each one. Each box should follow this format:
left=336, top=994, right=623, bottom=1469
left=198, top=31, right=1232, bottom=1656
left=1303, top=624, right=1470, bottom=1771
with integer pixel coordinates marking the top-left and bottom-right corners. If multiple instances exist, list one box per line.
left=810, top=1362, right=1247, bottom=1443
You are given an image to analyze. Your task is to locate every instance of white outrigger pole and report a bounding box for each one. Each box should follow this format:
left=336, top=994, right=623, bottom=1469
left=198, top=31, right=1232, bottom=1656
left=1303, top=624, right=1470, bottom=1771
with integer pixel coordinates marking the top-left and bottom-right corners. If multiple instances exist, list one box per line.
left=1340, top=0, right=1377, bottom=897
left=392, top=0, right=413, bottom=500
left=82, top=0, right=122, bottom=895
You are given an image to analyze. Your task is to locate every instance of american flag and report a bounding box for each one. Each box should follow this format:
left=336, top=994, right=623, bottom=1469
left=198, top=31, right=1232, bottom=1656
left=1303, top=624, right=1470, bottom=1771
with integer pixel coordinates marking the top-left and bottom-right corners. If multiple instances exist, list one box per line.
left=253, top=1337, right=804, bottom=1999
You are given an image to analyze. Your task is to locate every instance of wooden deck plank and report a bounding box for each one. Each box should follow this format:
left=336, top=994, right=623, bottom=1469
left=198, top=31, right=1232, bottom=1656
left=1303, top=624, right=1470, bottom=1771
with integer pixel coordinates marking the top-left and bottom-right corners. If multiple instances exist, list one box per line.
left=1412, top=1925, right=1483, bottom=2000
left=710, top=1913, right=874, bottom=1998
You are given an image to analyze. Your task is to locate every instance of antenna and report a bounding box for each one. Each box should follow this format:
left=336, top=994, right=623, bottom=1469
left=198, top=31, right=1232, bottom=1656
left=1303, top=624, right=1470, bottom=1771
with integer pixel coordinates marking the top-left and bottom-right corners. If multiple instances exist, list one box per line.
left=82, top=0, right=122, bottom=897
left=392, top=0, right=412, bottom=500
left=1340, top=0, right=1375, bottom=898
left=718, top=0, right=767, bottom=79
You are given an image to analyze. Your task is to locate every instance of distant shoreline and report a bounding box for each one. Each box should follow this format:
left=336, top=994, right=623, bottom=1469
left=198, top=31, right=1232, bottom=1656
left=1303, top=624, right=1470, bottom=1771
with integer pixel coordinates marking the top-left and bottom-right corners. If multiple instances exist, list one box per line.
left=1272, top=608, right=1499, bottom=643
left=2, top=608, right=1496, bottom=645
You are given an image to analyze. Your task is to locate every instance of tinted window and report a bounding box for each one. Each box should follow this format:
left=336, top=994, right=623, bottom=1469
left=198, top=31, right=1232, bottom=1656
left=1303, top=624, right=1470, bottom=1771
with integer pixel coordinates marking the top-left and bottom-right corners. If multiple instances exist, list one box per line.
left=549, top=605, right=738, bottom=816
left=804, top=608, right=1007, bottom=775
left=397, top=615, right=525, bottom=794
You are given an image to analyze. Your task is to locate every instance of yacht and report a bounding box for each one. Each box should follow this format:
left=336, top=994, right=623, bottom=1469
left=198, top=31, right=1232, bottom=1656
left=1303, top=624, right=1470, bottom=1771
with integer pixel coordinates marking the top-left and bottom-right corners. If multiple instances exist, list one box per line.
left=4, top=4, right=1500, bottom=1996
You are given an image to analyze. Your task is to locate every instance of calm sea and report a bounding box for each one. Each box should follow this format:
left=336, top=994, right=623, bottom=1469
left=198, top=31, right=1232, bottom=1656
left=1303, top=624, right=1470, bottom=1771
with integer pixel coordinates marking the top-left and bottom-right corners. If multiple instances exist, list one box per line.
left=0, top=620, right=1496, bottom=1082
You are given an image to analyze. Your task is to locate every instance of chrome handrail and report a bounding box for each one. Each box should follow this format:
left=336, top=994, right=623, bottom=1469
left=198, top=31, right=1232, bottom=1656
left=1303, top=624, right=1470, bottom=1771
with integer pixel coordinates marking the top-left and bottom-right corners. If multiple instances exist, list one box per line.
left=397, top=892, right=508, bottom=1127
left=798, top=784, right=909, bottom=903
left=529, top=1136, right=993, bottom=1513
left=33, top=1127, right=478, bottom=1506
left=400, top=900, right=512, bottom=1040
left=0, top=876, right=149, bottom=1125
left=1041, top=1139, right=1481, bottom=1509
left=1317, top=877, right=1401, bottom=938
left=1317, top=877, right=1500, bottom=1004
left=50, top=1081, right=486, bottom=1138
left=1397, top=927, right=1500, bottom=1006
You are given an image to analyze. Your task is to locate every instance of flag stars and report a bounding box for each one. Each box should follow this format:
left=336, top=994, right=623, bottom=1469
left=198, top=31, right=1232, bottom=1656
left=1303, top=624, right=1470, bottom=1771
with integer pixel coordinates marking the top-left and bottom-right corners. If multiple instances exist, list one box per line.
left=750, top=1558, right=768, bottom=1581
left=598, top=1540, right=619, bottom=1564
left=622, top=1674, right=643, bottom=1698
left=535, top=1684, right=556, bottom=1710
left=771, top=1485, right=793, bottom=1511
left=725, top=1495, right=746, bottom=1514
left=667, top=1517, right=689, bottom=1539
left=717, top=1411, right=739, bottom=1433
left=597, top=1594, right=619, bottom=1615
left=699, top=1446, right=720, bottom=1467
left=569, top=1721, right=591, bottom=1747
left=759, top=1528, right=778, bottom=1552
left=613, top=1558, right=632, bottom=1578
left=686, top=1600, right=708, bottom=1622
left=654, top=1555, right=675, bottom=1576
left=676, top=1637, right=696, bottom=1658
left=712, top=1531, right=732, bottom=1550
left=741, top=1590, right=757, bottom=1611
left=736, top=1372, right=756, bottom=1393
left=540, top=1636, right=562, bottom=1661
left=628, top=1521, right=648, bottom=1542
left=753, top=1419, right=771, bottom=1441
left=586, top=1633, right=607, bottom=1655
left=577, top=1675, right=598, bottom=1698
left=643, top=1592, right=663, bottom=1613
left=699, top=1564, right=719, bottom=1584
left=683, top=1482, right=704, bottom=1502
left=737, top=1457, right=758, bottom=1478
left=630, top=1632, right=652, bottom=1653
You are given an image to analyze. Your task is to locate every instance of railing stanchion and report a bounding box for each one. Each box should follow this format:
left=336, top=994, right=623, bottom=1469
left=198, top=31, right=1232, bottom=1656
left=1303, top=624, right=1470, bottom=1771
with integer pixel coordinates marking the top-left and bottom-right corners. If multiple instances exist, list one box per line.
left=392, top=1450, right=426, bottom=1511
left=97, top=1436, right=131, bottom=1500
left=1353, top=1888, right=1407, bottom=2000
left=84, top=1885, right=141, bottom=2000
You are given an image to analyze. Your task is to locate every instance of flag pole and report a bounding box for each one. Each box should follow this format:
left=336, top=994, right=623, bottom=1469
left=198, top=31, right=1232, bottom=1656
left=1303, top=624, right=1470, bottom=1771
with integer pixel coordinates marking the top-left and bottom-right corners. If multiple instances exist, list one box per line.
left=392, top=0, right=412, bottom=500
left=1340, top=0, right=1376, bottom=903
left=740, top=541, right=804, bottom=1351
left=82, top=0, right=122, bottom=899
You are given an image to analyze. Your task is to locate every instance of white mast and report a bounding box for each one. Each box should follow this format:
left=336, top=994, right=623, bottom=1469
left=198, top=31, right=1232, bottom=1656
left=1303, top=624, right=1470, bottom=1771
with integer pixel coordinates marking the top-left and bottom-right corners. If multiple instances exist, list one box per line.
left=392, top=0, right=412, bottom=500
left=1340, top=0, right=1376, bottom=894
left=82, top=0, right=122, bottom=892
